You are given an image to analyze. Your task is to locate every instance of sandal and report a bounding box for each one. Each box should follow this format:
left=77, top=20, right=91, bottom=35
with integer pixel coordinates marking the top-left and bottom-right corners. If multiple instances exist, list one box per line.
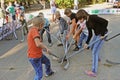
left=85, top=70, right=96, bottom=77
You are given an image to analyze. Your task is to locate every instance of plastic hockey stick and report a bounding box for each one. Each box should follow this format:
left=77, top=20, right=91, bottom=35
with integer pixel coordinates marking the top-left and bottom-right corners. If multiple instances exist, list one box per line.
left=106, top=59, right=120, bottom=65
left=44, top=28, right=70, bottom=67
left=43, top=28, right=62, bottom=43
left=64, top=58, right=70, bottom=70
left=42, top=49, right=59, bottom=60
left=67, top=38, right=75, bottom=54
left=49, top=51, right=60, bottom=59
left=66, top=31, right=112, bottom=60
left=105, top=33, right=120, bottom=41
left=61, top=40, right=70, bottom=70
left=60, top=37, right=69, bottom=64
left=63, top=39, right=76, bottom=70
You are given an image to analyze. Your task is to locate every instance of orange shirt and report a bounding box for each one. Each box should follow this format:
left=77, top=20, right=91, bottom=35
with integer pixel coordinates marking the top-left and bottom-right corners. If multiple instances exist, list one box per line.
left=27, top=27, right=42, bottom=58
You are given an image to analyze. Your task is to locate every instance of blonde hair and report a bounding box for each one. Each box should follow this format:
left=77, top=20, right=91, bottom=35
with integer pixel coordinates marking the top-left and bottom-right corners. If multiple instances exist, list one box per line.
left=64, top=8, right=72, bottom=15
left=32, top=16, right=45, bottom=27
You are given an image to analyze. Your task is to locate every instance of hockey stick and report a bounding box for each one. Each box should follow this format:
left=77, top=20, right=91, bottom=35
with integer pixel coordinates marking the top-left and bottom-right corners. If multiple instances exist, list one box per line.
left=67, top=38, right=75, bottom=53
left=64, top=58, right=70, bottom=70
left=42, top=49, right=60, bottom=60
left=43, top=28, right=62, bottom=43
left=43, top=28, right=70, bottom=66
left=60, top=40, right=70, bottom=70
left=66, top=31, right=112, bottom=59
left=105, top=33, right=120, bottom=41
left=106, top=59, right=120, bottom=65
left=60, top=37, right=69, bottom=64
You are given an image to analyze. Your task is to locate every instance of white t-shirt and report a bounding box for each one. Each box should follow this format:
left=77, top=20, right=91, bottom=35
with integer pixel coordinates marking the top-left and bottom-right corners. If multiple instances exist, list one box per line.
left=50, top=0, right=56, bottom=8
left=74, top=0, right=79, bottom=5
left=77, top=20, right=88, bottom=36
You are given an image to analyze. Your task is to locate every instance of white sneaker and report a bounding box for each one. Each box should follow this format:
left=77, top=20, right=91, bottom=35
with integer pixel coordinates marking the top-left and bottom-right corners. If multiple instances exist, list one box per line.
left=20, top=39, right=24, bottom=42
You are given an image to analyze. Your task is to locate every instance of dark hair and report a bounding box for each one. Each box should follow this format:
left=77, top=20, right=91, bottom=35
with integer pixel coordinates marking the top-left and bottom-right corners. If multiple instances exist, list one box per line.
left=76, top=9, right=89, bottom=20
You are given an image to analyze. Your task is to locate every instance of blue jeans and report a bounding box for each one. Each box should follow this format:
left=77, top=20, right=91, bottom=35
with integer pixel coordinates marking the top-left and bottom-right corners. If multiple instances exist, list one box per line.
left=51, top=7, right=56, bottom=14
left=91, top=35, right=105, bottom=73
left=29, top=54, right=52, bottom=80
left=78, top=32, right=88, bottom=49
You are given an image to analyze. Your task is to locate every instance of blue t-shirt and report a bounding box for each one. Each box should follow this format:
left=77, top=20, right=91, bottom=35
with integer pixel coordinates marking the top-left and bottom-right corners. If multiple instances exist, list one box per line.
left=44, top=18, right=50, bottom=27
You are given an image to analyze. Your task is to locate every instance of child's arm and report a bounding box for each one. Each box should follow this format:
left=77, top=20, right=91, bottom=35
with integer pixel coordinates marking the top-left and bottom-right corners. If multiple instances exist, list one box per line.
left=66, top=18, right=77, bottom=40
left=73, top=27, right=83, bottom=40
left=70, top=18, right=77, bottom=34
left=34, top=37, right=50, bottom=54
left=73, top=21, right=86, bottom=40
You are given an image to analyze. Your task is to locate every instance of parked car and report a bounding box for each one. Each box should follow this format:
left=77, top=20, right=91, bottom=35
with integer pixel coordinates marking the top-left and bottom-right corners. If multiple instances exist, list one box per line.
left=113, top=0, right=120, bottom=8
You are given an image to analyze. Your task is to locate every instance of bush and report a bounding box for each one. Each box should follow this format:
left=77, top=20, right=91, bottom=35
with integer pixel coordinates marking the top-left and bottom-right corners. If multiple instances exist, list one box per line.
left=55, top=0, right=74, bottom=8
left=55, top=0, right=106, bottom=9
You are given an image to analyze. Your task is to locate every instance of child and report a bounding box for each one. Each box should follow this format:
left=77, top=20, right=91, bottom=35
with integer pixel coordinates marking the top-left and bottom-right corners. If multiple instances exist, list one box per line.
left=64, top=8, right=79, bottom=51
left=38, top=12, right=53, bottom=47
left=76, top=9, right=108, bottom=77
left=19, top=15, right=28, bottom=42
left=6, top=2, right=16, bottom=21
left=55, top=11, right=69, bottom=46
left=6, top=2, right=18, bottom=40
left=50, top=0, right=56, bottom=22
left=73, top=17, right=88, bottom=49
left=27, top=16, right=55, bottom=80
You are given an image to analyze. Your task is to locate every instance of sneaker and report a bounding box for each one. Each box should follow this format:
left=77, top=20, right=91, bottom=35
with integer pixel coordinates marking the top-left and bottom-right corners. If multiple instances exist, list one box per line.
left=85, top=70, right=96, bottom=77
left=48, top=43, right=53, bottom=47
left=45, top=71, right=55, bottom=77
left=73, top=46, right=79, bottom=51
left=20, top=39, right=24, bottom=42
left=57, top=43, right=63, bottom=46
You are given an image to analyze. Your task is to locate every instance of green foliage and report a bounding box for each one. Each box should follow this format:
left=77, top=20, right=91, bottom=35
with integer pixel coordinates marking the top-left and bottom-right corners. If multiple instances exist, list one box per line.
left=4, top=0, right=34, bottom=3
left=98, top=0, right=106, bottom=3
left=4, top=0, right=106, bottom=9
left=55, top=0, right=106, bottom=9
left=56, top=0, right=74, bottom=8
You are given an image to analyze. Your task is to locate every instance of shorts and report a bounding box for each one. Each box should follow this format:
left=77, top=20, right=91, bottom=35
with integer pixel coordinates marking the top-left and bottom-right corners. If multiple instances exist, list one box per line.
left=51, top=7, right=56, bottom=14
